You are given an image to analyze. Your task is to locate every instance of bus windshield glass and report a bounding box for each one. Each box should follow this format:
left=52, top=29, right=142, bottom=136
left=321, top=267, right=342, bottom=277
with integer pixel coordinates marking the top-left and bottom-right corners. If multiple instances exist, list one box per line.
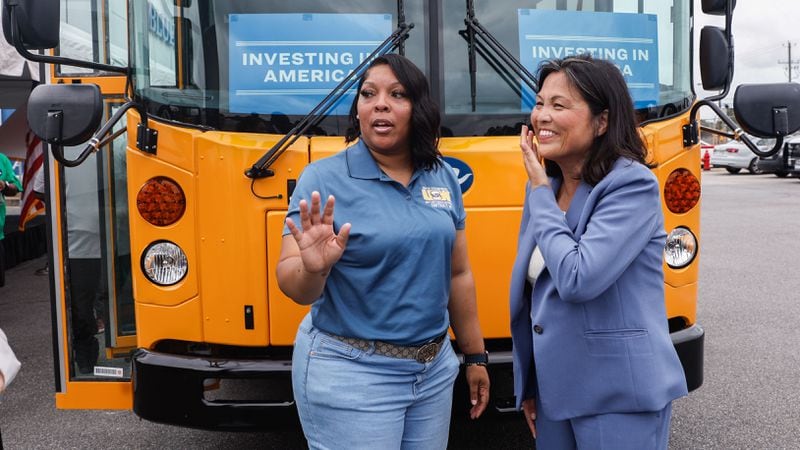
left=130, top=0, right=690, bottom=136
left=129, top=0, right=428, bottom=135
left=440, top=0, right=692, bottom=136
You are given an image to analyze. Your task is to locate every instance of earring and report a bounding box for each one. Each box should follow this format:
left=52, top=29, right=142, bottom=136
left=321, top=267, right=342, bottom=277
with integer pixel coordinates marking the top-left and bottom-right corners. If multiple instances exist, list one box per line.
left=356, top=114, right=360, bottom=119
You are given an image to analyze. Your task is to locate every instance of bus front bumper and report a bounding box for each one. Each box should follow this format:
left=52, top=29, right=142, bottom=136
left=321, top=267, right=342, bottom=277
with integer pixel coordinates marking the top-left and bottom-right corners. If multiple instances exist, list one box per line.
left=671, top=324, right=704, bottom=392
left=132, top=347, right=518, bottom=429
left=132, top=349, right=298, bottom=430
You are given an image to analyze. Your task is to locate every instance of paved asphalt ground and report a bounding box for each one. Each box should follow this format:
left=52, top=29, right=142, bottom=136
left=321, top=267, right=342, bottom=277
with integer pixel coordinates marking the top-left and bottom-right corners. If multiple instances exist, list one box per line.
left=1, top=168, right=800, bottom=449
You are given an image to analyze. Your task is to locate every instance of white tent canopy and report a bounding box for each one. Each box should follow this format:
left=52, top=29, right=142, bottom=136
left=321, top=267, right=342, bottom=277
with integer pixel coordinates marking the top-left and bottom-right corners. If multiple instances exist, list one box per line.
left=0, top=19, right=39, bottom=111
left=0, top=18, right=40, bottom=163
left=0, top=22, right=40, bottom=81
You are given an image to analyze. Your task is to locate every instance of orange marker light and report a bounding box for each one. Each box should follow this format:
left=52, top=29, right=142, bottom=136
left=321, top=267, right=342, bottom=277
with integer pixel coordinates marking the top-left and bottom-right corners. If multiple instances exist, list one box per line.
left=663, top=169, right=700, bottom=214
left=137, top=177, right=186, bottom=226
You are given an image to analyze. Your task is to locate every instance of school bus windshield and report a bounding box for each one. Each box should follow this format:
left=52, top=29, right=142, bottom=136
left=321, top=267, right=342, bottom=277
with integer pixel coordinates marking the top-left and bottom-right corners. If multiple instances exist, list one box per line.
left=130, top=0, right=691, bottom=136
left=129, top=0, right=429, bottom=135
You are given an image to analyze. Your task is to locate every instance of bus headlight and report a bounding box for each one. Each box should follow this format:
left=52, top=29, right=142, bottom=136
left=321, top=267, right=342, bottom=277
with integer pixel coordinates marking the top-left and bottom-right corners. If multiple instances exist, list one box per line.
left=141, top=241, right=188, bottom=285
left=664, top=227, right=697, bottom=268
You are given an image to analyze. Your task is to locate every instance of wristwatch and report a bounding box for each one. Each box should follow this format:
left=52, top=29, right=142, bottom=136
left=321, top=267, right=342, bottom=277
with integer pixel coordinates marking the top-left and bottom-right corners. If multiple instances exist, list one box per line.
left=463, top=351, right=489, bottom=366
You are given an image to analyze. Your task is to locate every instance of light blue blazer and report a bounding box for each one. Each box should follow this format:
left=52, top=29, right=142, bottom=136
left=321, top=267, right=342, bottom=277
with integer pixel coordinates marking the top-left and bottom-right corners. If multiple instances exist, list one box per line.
left=510, top=158, right=688, bottom=421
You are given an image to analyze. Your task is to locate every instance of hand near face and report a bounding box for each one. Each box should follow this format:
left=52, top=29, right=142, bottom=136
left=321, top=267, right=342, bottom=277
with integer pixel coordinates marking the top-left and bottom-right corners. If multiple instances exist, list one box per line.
left=520, top=125, right=549, bottom=188
left=285, top=191, right=351, bottom=276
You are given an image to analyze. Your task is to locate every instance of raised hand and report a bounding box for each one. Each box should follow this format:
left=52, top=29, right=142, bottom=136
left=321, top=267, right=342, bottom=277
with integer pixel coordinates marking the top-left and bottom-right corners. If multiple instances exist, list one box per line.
left=520, top=125, right=549, bottom=188
left=285, top=191, right=351, bottom=275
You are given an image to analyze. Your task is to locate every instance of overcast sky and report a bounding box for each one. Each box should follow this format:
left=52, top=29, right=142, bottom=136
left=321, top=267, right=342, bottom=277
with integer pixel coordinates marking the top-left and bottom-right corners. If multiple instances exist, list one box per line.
left=694, top=1, right=800, bottom=105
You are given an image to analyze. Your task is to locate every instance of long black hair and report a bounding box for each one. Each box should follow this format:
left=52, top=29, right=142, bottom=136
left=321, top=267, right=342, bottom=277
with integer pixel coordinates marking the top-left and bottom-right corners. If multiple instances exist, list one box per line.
left=537, top=54, right=649, bottom=185
left=345, top=54, right=442, bottom=170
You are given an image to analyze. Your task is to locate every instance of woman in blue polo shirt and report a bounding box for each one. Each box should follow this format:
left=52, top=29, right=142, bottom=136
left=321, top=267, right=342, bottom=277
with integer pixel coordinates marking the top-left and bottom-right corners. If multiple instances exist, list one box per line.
left=277, top=54, right=489, bottom=449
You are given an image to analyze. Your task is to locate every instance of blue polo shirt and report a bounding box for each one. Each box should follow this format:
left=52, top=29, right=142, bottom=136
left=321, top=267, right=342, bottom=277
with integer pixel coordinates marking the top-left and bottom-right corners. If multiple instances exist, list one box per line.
left=283, top=140, right=466, bottom=345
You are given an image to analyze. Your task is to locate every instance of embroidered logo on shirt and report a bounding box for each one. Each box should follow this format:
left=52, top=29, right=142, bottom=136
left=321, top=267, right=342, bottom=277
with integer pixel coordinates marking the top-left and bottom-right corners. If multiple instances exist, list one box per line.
left=421, top=186, right=453, bottom=209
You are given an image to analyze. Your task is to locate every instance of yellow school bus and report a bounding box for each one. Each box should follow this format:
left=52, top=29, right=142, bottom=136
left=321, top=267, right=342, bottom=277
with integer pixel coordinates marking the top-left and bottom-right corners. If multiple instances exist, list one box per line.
left=9, top=0, right=793, bottom=430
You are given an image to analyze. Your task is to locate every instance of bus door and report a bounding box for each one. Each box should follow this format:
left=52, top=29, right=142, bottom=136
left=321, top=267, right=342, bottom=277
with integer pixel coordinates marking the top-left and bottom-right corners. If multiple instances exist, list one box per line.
left=50, top=97, right=135, bottom=408
left=46, top=0, right=134, bottom=408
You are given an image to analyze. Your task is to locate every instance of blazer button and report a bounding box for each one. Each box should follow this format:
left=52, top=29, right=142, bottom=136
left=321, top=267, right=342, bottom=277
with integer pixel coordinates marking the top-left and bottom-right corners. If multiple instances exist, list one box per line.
left=533, top=325, right=543, bottom=335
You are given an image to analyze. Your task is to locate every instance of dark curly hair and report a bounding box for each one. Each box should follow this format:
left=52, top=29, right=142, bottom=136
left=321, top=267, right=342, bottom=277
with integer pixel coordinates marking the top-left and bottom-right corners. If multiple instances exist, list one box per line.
left=345, top=54, right=442, bottom=170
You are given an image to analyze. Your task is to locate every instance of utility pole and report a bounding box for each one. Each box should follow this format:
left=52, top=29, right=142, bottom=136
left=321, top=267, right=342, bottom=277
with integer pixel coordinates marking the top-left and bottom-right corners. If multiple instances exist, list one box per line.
left=779, top=41, right=800, bottom=82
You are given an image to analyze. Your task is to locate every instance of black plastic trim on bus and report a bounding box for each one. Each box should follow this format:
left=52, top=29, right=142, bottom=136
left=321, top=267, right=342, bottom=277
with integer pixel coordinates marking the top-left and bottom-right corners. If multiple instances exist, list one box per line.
left=133, top=343, right=520, bottom=429
left=43, top=145, right=62, bottom=393
left=671, top=323, right=704, bottom=392
left=132, top=349, right=299, bottom=430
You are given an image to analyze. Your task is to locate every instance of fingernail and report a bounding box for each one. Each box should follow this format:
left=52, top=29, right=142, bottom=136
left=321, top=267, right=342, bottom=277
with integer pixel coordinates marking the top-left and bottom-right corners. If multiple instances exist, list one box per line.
left=471, top=399, right=477, bottom=406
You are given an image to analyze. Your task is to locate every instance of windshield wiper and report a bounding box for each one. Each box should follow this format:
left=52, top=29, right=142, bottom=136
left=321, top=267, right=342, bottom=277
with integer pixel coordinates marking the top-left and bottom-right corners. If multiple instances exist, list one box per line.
left=245, top=22, right=414, bottom=179
left=397, top=0, right=407, bottom=56
left=459, top=30, right=524, bottom=101
left=464, top=0, right=538, bottom=111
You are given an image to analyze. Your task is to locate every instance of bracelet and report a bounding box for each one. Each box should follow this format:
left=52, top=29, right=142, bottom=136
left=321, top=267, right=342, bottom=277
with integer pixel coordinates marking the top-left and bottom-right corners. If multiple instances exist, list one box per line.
left=464, top=361, right=487, bottom=367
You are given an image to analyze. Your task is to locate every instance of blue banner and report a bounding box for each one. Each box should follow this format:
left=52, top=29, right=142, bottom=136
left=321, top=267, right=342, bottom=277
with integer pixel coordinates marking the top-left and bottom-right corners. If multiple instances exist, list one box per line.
left=518, top=10, right=659, bottom=110
left=229, top=13, right=393, bottom=115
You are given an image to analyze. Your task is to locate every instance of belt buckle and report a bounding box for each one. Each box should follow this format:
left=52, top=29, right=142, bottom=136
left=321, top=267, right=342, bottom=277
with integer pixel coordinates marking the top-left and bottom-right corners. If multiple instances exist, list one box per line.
left=415, top=342, right=439, bottom=363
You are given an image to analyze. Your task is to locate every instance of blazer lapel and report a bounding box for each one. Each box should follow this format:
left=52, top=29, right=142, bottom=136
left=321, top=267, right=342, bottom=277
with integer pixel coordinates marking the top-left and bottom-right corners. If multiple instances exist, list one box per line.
left=565, top=181, right=591, bottom=232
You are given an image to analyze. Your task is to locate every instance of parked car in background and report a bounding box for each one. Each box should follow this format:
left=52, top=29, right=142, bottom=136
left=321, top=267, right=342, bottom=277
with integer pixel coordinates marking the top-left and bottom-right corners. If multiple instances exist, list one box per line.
left=757, top=135, right=800, bottom=178
left=710, top=136, right=774, bottom=174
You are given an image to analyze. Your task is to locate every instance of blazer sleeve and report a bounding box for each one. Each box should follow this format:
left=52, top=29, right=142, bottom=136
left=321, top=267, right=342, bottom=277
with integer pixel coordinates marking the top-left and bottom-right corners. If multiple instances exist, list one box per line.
left=528, top=166, right=662, bottom=303
left=0, top=328, right=22, bottom=389
left=510, top=183, right=537, bottom=407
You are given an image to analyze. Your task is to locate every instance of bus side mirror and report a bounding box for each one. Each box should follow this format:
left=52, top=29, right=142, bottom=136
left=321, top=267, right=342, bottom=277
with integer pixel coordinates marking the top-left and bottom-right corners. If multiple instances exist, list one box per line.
left=699, top=26, right=730, bottom=91
left=734, top=83, right=800, bottom=138
left=702, top=0, right=736, bottom=16
left=2, top=0, right=61, bottom=50
left=27, top=84, right=103, bottom=146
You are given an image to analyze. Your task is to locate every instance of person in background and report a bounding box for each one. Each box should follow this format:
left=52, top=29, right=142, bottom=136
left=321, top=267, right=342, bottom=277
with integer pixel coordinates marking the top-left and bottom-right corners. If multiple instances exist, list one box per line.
left=0, top=327, right=21, bottom=393
left=63, top=153, right=106, bottom=374
left=276, top=54, right=489, bottom=449
left=0, top=326, right=22, bottom=448
left=510, top=54, right=687, bottom=449
left=32, top=165, right=48, bottom=276
left=0, top=152, right=23, bottom=288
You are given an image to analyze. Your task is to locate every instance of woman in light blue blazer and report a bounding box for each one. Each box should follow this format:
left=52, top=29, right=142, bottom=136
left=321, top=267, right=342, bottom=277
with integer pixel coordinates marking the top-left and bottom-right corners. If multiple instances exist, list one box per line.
left=511, top=54, right=688, bottom=449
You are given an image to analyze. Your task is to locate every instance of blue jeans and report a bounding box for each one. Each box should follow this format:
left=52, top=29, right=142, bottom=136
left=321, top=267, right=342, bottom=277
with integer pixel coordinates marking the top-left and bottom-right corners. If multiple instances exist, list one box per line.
left=292, top=314, right=460, bottom=450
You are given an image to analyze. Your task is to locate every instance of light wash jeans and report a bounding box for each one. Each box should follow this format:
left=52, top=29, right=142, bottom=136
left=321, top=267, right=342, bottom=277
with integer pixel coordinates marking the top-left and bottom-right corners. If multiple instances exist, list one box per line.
left=292, top=314, right=460, bottom=450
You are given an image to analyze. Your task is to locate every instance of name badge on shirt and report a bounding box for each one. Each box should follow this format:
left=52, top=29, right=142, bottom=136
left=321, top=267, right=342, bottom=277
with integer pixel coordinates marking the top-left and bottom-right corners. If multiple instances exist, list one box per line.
left=421, top=186, right=453, bottom=209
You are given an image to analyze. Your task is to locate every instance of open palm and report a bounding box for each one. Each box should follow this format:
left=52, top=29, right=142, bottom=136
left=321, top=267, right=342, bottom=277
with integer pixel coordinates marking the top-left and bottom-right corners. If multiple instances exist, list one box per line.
left=285, top=191, right=351, bottom=275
